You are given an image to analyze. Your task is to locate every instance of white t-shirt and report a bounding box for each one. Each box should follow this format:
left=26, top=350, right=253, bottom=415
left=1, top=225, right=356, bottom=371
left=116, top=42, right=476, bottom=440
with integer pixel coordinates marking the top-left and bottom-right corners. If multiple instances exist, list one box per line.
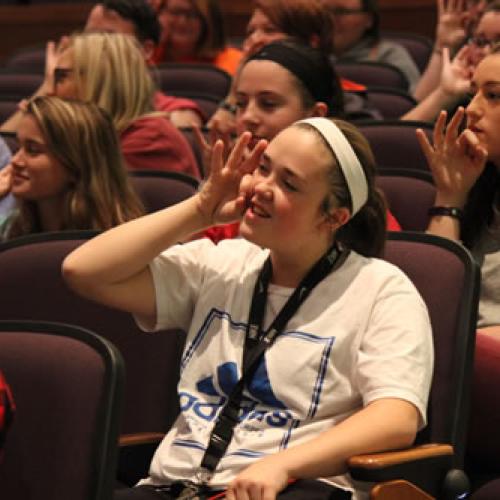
left=137, top=238, right=433, bottom=498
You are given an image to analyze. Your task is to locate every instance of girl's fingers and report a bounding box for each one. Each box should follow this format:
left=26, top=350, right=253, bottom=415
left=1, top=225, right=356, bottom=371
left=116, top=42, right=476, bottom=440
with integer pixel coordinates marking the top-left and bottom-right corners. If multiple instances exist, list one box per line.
left=445, top=107, right=465, bottom=143
left=192, top=125, right=210, bottom=152
left=226, top=132, right=252, bottom=169
left=416, top=129, right=437, bottom=169
left=209, top=139, right=225, bottom=176
left=241, top=139, right=268, bottom=175
left=433, top=110, right=448, bottom=148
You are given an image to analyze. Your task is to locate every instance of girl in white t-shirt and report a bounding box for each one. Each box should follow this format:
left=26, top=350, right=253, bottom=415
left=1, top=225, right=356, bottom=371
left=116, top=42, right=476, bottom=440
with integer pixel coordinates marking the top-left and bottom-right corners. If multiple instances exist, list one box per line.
left=63, top=117, right=433, bottom=500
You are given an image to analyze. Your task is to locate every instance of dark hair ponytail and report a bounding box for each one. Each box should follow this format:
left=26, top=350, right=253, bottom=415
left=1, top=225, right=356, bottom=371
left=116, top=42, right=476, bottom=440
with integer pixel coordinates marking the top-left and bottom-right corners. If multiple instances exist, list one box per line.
left=297, top=119, right=387, bottom=257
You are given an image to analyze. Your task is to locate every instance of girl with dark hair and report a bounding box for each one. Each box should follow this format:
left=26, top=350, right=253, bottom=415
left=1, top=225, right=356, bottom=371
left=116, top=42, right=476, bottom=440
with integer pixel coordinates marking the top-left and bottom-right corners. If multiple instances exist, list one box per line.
left=64, top=118, right=432, bottom=500
left=417, top=45, right=500, bottom=332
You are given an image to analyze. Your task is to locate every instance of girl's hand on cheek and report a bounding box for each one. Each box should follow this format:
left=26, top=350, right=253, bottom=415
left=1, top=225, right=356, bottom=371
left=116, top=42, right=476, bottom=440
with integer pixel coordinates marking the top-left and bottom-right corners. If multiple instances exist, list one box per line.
left=225, top=455, right=291, bottom=500
left=196, top=134, right=267, bottom=226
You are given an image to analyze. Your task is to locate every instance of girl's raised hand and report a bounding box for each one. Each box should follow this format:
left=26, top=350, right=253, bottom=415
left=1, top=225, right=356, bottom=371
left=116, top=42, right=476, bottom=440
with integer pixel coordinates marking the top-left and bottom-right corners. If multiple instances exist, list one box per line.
left=196, top=132, right=267, bottom=226
left=0, top=165, right=13, bottom=200
left=192, top=122, right=234, bottom=177
left=436, top=0, right=468, bottom=53
left=416, top=108, right=488, bottom=207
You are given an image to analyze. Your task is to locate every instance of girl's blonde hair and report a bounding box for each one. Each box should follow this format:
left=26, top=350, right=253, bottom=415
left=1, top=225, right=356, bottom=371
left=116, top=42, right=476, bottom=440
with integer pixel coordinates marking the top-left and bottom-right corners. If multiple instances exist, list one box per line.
left=7, top=96, right=144, bottom=239
left=68, top=32, right=156, bottom=132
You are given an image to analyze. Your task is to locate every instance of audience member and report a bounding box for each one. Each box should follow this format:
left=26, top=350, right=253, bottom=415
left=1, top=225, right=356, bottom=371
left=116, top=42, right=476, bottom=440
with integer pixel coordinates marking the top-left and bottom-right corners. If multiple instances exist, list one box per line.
left=324, top=0, right=421, bottom=93
left=0, top=96, right=143, bottom=241
left=404, top=0, right=500, bottom=122
left=209, top=0, right=379, bottom=139
left=202, top=40, right=399, bottom=243
left=63, top=118, right=433, bottom=500
left=417, top=44, right=500, bottom=333
left=152, top=0, right=242, bottom=75
left=85, top=0, right=204, bottom=127
left=1, top=33, right=199, bottom=178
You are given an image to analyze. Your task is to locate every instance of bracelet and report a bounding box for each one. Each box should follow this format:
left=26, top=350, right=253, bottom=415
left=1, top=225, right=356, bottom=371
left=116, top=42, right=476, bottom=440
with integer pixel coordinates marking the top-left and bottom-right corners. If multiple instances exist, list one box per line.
left=428, top=206, right=464, bottom=220
left=218, top=100, right=237, bottom=115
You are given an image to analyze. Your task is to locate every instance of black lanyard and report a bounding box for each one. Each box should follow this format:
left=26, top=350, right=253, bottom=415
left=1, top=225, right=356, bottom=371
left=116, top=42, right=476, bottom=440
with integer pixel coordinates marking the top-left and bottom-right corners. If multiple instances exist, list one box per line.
left=199, top=244, right=349, bottom=475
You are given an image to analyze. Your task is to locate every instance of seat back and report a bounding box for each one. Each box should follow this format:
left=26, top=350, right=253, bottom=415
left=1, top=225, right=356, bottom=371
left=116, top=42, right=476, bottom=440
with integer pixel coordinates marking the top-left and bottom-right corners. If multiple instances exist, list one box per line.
left=0, top=69, right=43, bottom=99
left=384, top=232, right=480, bottom=466
left=169, top=91, right=220, bottom=122
left=381, top=32, right=433, bottom=73
left=0, top=231, right=185, bottom=436
left=129, top=169, right=198, bottom=213
left=364, top=87, right=417, bottom=119
left=152, top=63, right=232, bottom=102
left=358, top=119, right=433, bottom=172
left=376, top=168, right=435, bottom=231
left=0, top=320, right=124, bottom=500
left=4, top=46, right=46, bottom=72
left=336, top=61, right=409, bottom=91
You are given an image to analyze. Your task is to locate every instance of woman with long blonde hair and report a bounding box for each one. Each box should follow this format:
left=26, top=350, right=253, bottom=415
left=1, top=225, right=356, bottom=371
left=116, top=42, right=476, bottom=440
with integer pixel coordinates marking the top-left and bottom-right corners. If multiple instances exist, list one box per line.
left=1, top=33, right=199, bottom=179
left=54, top=32, right=199, bottom=178
left=0, top=96, right=144, bottom=240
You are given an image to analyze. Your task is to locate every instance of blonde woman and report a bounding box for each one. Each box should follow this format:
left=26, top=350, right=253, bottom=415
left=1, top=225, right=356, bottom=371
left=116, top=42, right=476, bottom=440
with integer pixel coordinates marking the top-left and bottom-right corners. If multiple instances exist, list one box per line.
left=0, top=96, right=144, bottom=240
left=2, top=33, right=199, bottom=179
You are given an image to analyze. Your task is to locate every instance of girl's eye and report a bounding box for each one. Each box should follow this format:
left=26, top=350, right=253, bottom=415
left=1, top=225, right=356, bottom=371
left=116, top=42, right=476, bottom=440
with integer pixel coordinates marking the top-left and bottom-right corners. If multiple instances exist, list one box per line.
left=24, top=144, right=42, bottom=156
left=258, top=163, right=270, bottom=174
left=283, top=180, right=298, bottom=192
left=259, top=99, right=278, bottom=110
left=486, top=91, right=500, bottom=101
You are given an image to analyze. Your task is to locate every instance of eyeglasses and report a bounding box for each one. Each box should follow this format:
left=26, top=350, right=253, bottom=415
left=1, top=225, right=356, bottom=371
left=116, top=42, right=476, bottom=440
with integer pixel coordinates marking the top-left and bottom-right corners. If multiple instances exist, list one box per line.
left=328, top=7, right=366, bottom=16
left=163, top=7, right=201, bottom=20
left=53, top=67, right=74, bottom=85
left=468, top=36, right=500, bottom=48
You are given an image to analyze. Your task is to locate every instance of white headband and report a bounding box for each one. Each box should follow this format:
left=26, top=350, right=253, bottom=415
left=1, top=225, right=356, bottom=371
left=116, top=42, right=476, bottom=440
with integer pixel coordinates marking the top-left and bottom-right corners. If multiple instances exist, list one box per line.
left=297, top=118, right=368, bottom=216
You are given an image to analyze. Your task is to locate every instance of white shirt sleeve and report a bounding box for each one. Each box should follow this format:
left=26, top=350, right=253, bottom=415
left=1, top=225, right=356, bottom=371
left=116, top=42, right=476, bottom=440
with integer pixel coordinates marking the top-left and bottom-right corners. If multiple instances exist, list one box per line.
left=135, top=238, right=217, bottom=332
left=355, top=270, right=434, bottom=429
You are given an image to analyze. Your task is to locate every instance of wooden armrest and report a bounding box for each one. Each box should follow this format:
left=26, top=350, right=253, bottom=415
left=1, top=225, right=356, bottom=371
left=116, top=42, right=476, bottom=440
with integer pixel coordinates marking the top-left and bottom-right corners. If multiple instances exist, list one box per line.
left=370, top=480, right=434, bottom=499
left=348, top=443, right=453, bottom=469
left=348, top=443, right=455, bottom=497
left=119, top=432, right=165, bottom=447
left=117, top=433, right=165, bottom=487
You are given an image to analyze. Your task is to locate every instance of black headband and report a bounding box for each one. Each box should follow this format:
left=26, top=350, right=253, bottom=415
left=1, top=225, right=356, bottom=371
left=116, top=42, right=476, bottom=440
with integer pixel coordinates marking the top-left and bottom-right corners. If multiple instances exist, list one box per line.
left=246, top=42, right=333, bottom=107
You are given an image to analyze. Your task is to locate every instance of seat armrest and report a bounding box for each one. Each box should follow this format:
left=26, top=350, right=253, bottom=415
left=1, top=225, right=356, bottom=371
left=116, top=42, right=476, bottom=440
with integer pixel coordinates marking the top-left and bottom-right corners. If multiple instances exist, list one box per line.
left=348, top=444, right=453, bottom=496
left=117, top=433, right=165, bottom=487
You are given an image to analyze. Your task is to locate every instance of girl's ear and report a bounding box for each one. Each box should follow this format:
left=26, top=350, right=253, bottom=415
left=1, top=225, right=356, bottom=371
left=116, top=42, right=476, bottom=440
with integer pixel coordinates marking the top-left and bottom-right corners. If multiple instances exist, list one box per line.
left=310, top=102, right=328, bottom=117
left=319, top=206, right=351, bottom=232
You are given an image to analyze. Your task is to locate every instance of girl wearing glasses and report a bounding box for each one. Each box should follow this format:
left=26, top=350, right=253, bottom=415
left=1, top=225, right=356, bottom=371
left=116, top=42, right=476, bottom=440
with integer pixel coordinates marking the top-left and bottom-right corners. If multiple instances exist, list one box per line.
left=63, top=117, right=432, bottom=500
left=152, top=0, right=242, bottom=75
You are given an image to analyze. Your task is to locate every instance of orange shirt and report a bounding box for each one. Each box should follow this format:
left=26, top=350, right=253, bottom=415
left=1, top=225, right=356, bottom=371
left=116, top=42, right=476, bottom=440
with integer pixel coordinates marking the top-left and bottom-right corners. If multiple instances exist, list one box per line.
left=152, top=46, right=242, bottom=76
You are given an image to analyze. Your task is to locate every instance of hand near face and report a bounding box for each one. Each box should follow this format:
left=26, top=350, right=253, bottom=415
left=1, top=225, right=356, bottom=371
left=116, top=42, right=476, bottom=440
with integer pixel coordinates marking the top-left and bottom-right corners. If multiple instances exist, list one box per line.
left=225, top=454, right=291, bottom=500
left=436, top=0, right=469, bottom=52
left=192, top=123, right=235, bottom=177
left=417, top=108, right=488, bottom=207
left=196, top=132, right=267, bottom=226
left=0, top=165, right=13, bottom=200
left=439, top=46, right=474, bottom=99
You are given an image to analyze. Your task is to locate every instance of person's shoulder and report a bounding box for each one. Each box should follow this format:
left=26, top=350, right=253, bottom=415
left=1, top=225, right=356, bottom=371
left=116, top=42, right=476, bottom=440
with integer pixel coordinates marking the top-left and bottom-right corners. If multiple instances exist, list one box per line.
left=344, top=251, right=416, bottom=289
